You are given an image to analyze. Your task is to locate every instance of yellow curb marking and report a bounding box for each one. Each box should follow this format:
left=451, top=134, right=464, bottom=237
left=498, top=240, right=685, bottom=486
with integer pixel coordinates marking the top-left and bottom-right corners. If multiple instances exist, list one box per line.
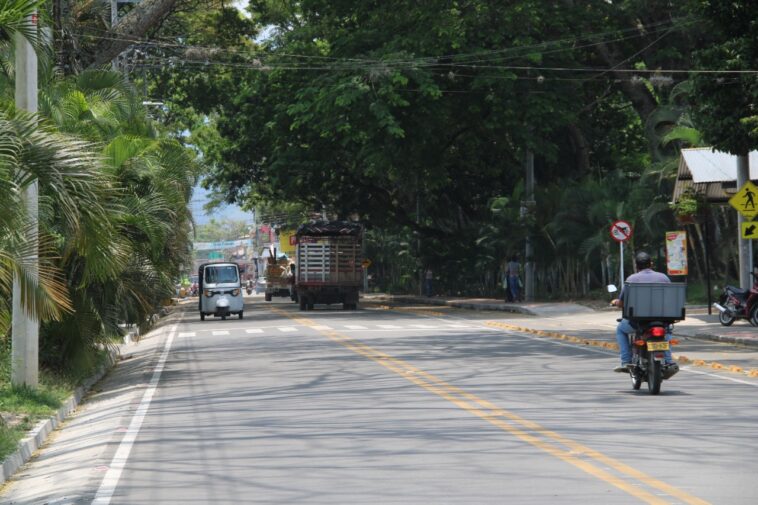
left=485, top=322, right=755, bottom=379
left=270, top=307, right=710, bottom=505
left=370, top=303, right=448, bottom=317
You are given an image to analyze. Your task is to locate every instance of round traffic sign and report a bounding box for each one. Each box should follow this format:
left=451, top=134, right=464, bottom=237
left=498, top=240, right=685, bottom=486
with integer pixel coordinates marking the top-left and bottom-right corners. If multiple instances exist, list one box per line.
left=610, top=220, right=633, bottom=243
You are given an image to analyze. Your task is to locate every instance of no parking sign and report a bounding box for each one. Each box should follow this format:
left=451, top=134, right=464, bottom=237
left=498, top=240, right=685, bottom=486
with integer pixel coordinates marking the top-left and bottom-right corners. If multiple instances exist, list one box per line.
left=610, top=220, right=633, bottom=282
left=609, top=220, right=633, bottom=243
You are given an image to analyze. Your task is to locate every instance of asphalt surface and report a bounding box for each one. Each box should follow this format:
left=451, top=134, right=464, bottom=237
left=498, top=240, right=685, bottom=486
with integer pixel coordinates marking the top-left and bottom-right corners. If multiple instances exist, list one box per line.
left=2, top=295, right=758, bottom=504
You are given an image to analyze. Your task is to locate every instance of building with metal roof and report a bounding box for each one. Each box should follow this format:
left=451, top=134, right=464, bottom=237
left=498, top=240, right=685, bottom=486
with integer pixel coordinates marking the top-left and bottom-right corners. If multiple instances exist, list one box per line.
left=673, top=148, right=758, bottom=203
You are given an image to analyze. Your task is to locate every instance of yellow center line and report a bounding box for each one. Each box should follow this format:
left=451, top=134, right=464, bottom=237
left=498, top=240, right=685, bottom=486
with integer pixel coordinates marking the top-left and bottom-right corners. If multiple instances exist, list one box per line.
left=270, top=307, right=710, bottom=505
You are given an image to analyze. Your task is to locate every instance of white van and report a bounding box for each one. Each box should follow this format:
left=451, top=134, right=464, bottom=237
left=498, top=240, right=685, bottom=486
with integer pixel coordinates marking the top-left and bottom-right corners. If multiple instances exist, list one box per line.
left=198, top=262, right=244, bottom=321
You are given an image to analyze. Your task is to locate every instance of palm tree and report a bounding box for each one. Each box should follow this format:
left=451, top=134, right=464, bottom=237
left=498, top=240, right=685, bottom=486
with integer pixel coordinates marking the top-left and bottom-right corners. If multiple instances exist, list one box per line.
left=36, top=69, right=199, bottom=369
left=0, top=109, right=117, bottom=338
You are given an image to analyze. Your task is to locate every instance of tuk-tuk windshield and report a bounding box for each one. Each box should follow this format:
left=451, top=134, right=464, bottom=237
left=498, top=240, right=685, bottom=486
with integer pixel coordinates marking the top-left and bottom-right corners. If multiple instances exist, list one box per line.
left=204, top=265, right=239, bottom=284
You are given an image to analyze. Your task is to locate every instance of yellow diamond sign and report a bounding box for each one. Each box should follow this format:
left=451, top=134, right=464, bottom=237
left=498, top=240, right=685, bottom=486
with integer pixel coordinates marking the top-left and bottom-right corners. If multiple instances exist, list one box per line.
left=729, top=181, right=758, bottom=219
left=742, top=221, right=758, bottom=240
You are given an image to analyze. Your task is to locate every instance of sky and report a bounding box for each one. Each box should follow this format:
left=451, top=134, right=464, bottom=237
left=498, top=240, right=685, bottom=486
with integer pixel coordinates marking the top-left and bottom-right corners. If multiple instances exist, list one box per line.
left=189, top=0, right=257, bottom=227
left=191, top=184, right=253, bottom=226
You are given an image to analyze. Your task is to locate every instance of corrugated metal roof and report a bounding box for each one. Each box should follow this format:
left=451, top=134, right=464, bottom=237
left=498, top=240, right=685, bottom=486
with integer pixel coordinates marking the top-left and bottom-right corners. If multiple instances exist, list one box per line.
left=680, top=148, right=758, bottom=183
left=673, top=148, right=757, bottom=203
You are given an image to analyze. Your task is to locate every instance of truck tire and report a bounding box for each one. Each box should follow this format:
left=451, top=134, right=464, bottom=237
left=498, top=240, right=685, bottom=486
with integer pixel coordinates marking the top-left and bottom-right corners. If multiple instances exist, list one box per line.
left=265, top=293, right=272, bottom=302
left=299, top=297, right=306, bottom=311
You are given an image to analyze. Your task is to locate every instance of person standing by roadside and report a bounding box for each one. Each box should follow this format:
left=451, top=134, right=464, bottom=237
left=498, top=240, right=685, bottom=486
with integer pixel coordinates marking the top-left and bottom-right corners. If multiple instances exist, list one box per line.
left=424, top=268, right=433, bottom=297
left=506, top=255, right=521, bottom=302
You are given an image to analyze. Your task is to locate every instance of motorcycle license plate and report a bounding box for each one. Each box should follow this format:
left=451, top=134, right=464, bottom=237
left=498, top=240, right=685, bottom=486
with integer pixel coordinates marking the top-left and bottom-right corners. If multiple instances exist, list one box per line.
left=647, top=341, right=669, bottom=351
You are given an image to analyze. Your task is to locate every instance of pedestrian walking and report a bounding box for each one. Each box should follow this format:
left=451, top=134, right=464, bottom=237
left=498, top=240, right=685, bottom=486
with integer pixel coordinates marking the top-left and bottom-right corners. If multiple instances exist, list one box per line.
left=501, top=260, right=513, bottom=302
left=506, top=255, right=522, bottom=302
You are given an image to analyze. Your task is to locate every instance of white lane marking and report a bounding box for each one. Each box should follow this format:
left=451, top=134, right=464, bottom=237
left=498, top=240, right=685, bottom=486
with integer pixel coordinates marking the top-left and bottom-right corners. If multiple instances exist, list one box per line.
left=246, top=328, right=263, bottom=334
left=410, top=324, right=435, bottom=329
left=312, top=325, right=332, bottom=330
left=212, top=330, right=229, bottom=336
left=486, top=323, right=758, bottom=388
left=345, top=325, right=368, bottom=330
left=278, top=327, right=298, bottom=332
left=682, top=367, right=758, bottom=387
left=92, top=321, right=179, bottom=505
left=378, top=324, right=400, bottom=329
left=445, top=324, right=469, bottom=329
left=178, top=332, right=195, bottom=338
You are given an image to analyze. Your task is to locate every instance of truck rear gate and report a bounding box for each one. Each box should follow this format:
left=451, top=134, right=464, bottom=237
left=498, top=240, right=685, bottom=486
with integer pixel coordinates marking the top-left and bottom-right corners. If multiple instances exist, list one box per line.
left=295, top=221, right=363, bottom=310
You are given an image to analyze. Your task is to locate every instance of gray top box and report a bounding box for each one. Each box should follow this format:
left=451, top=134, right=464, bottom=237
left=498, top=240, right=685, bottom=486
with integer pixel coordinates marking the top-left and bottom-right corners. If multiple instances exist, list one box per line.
left=622, top=283, right=687, bottom=321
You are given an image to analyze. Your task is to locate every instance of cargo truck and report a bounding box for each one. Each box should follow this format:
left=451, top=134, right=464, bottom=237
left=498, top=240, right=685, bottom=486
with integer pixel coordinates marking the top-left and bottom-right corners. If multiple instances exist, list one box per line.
left=264, top=249, right=294, bottom=302
left=295, top=221, right=363, bottom=310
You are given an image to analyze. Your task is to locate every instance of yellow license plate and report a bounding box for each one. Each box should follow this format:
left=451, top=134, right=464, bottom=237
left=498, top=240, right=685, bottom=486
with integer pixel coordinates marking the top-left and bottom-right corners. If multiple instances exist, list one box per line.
left=647, top=341, right=669, bottom=351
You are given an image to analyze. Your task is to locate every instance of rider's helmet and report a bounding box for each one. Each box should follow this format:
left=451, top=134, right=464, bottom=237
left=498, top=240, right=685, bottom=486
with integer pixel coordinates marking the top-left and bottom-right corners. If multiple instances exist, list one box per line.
left=634, top=251, right=652, bottom=269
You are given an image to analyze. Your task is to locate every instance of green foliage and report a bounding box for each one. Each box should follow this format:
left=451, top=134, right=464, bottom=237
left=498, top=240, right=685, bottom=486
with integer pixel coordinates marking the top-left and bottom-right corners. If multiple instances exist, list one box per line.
left=669, top=189, right=700, bottom=217
left=691, top=1, right=758, bottom=155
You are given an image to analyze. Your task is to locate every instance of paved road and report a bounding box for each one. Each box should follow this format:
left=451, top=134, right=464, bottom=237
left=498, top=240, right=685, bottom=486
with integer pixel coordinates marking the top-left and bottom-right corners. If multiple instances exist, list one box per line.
left=2, top=297, right=758, bottom=504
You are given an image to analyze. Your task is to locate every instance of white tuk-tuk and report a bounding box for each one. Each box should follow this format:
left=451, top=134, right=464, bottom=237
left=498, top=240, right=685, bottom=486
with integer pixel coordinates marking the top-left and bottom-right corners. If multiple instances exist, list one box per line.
left=198, top=262, right=244, bottom=321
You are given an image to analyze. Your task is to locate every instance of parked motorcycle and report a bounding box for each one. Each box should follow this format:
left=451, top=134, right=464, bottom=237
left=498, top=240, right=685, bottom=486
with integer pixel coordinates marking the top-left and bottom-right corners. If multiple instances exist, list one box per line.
left=713, top=273, right=758, bottom=326
left=245, top=280, right=253, bottom=296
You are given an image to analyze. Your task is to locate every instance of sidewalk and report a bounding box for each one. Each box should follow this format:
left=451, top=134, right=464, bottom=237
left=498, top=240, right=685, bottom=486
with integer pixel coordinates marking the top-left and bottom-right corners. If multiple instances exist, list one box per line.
left=365, top=293, right=758, bottom=376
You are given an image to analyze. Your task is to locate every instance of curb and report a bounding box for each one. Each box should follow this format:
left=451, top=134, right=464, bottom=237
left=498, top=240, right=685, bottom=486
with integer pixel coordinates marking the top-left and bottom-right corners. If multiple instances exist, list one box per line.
left=370, top=295, right=537, bottom=316
left=686, top=331, right=758, bottom=349
left=1, top=349, right=119, bottom=485
left=0, top=305, right=177, bottom=484
left=368, top=295, right=758, bottom=349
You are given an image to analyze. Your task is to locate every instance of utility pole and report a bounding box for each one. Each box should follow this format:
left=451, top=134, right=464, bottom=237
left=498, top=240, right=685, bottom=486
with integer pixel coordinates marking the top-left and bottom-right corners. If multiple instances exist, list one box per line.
left=523, top=148, right=535, bottom=302
left=12, top=14, right=40, bottom=388
left=736, top=154, right=751, bottom=289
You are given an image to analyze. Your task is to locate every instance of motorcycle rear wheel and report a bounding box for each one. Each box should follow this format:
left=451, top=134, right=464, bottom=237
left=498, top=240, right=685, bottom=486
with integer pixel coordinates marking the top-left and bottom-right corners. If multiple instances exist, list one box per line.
left=718, top=308, right=736, bottom=326
left=647, top=355, right=662, bottom=395
left=750, top=305, right=758, bottom=327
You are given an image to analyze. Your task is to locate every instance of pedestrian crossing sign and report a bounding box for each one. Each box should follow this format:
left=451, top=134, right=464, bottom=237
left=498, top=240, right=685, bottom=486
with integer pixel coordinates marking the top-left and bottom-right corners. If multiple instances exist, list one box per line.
left=729, top=181, right=758, bottom=219
left=742, top=221, right=758, bottom=240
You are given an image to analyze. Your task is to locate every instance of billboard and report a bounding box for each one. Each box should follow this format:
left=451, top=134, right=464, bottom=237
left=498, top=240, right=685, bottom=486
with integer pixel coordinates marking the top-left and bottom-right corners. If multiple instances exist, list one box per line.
left=665, top=231, right=688, bottom=276
left=279, top=229, right=297, bottom=257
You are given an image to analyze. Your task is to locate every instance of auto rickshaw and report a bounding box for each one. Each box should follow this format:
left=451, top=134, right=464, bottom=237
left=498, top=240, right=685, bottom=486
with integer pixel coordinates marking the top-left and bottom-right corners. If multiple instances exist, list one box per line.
left=198, top=262, right=244, bottom=321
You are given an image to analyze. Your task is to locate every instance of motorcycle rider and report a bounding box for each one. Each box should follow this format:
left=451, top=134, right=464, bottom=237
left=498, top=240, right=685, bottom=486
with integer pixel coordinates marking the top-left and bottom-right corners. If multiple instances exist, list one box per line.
left=611, top=251, right=678, bottom=374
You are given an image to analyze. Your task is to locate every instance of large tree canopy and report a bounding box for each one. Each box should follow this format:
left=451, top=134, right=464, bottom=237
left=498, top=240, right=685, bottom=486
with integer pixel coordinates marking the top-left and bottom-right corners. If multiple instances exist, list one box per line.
left=102, top=0, right=750, bottom=295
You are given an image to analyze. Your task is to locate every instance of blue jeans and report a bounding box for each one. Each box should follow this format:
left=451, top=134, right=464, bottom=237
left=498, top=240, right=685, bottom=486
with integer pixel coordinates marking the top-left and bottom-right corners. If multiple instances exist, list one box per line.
left=616, top=319, right=673, bottom=364
left=508, top=275, right=520, bottom=301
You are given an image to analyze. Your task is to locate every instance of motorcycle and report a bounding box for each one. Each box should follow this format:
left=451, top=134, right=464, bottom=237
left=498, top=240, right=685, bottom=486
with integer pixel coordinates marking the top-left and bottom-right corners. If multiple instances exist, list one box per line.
left=625, top=320, right=679, bottom=395
left=611, top=282, right=686, bottom=395
left=245, top=280, right=253, bottom=296
left=713, top=273, right=758, bottom=326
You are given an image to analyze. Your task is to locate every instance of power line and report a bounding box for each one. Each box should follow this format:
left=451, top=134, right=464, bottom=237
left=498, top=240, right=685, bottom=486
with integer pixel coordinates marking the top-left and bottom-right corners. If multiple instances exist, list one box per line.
left=74, top=16, right=699, bottom=70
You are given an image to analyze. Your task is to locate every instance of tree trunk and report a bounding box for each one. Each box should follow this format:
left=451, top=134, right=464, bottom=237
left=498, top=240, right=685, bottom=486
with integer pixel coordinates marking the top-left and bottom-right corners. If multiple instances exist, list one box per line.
left=595, top=43, right=658, bottom=122
left=84, top=0, right=180, bottom=69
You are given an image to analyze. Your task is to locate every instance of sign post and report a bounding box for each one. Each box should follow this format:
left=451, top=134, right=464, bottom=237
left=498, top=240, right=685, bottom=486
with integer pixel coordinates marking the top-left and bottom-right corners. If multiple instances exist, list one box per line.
left=729, top=180, right=758, bottom=288
left=610, top=220, right=633, bottom=284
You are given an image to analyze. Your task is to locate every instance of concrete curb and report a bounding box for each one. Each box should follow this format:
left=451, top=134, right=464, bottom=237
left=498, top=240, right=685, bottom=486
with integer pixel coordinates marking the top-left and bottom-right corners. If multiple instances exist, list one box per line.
left=371, top=295, right=538, bottom=316
left=686, top=331, right=758, bottom=349
left=368, top=294, right=758, bottom=349
left=0, top=305, right=177, bottom=484
left=1, top=349, right=119, bottom=485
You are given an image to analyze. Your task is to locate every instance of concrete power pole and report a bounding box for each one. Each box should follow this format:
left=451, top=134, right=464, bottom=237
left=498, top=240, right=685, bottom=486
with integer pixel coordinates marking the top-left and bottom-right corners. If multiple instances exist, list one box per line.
left=12, top=16, right=40, bottom=388
left=736, top=154, right=751, bottom=289
left=523, top=148, right=535, bottom=302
